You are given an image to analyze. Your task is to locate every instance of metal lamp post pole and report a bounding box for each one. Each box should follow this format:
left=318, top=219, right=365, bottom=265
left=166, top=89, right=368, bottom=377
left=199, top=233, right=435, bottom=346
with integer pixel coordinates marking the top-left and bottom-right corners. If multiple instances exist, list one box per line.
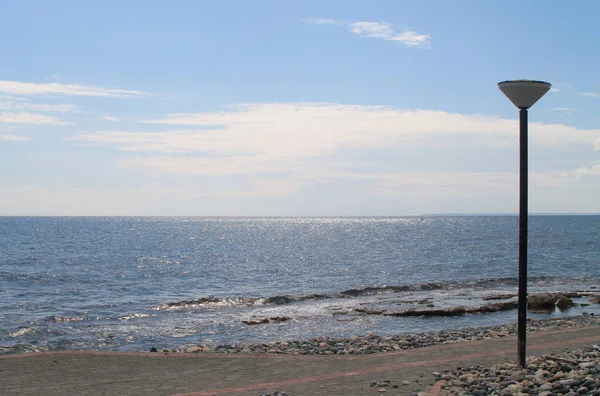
left=518, top=107, right=528, bottom=368
left=497, top=79, right=551, bottom=368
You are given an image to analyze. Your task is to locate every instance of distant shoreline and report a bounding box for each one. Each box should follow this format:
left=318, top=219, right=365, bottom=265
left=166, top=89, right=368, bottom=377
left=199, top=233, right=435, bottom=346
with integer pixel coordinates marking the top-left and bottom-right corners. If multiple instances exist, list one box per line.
left=421, top=213, right=600, bottom=216
left=0, top=213, right=599, bottom=218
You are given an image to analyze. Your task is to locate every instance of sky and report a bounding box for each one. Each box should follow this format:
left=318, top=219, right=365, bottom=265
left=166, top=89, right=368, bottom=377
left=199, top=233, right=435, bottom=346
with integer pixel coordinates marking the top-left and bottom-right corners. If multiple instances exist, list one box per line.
left=1, top=0, right=599, bottom=216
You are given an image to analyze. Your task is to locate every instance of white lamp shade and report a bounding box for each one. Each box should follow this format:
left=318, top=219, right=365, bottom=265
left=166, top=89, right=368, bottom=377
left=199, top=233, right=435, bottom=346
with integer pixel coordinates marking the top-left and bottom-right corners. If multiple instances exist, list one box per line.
left=498, top=80, right=551, bottom=109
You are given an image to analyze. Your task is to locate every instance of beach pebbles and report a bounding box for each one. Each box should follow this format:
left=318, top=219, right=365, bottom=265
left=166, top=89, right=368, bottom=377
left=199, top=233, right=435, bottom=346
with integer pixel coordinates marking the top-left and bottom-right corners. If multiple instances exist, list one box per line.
left=438, top=345, right=600, bottom=395
left=179, top=314, right=599, bottom=356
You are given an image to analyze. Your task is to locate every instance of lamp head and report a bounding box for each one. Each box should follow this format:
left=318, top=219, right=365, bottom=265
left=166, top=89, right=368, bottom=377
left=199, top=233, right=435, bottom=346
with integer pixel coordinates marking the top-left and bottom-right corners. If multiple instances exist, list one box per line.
left=498, top=80, right=551, bottom=109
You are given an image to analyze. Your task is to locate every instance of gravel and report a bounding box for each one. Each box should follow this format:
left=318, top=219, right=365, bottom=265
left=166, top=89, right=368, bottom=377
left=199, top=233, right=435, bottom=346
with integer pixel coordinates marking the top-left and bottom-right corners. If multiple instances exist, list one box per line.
left=437, top=345, right=600, bottom=395
left=173, top=314, right=599, bottom=356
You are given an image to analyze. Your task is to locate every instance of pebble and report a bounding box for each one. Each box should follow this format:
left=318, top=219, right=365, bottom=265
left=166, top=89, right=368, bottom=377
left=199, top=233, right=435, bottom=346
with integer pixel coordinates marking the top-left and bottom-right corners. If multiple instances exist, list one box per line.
left=439, top=346, right=600, bottom=396
left=177, top=315, right=600, bottom=355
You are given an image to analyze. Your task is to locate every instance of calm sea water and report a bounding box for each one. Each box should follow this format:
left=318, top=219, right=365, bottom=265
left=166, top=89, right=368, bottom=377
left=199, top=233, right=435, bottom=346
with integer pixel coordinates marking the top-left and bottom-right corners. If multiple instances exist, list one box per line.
left=1, top=216, right=599, bottom=354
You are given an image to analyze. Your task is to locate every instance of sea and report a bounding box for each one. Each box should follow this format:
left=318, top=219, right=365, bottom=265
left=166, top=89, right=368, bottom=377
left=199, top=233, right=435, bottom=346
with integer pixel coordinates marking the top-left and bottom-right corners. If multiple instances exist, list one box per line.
left=1, top=216, right=599, bottom=355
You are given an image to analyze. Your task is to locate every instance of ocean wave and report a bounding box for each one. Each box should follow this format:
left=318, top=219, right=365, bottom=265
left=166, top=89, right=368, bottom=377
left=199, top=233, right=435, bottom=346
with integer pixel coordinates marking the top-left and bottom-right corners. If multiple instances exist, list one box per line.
left=154, top=296, right=265, bottom=310
left=119, top=313, right=151, bottom=321
left=8, top=326, right=38, bottom=338
left=50, top=316, right=86, bottom=323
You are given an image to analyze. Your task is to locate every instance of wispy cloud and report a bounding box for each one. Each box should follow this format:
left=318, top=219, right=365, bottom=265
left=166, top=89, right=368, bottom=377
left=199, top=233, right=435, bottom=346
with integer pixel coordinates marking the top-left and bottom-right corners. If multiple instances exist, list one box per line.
left=303, top=18, right=340, bottom=25
left=579, top=92, right=600, bottom=99
left=550, top=107, right=583, bottom=115
left=0, top=100, right=79, bottom=113
left=576, top=164, right=600, bottom=178
left=103, top=115, right=120, bottom=122
left=0, top=81, right=150, bottom=98
left=0, top=112, right=71, bottom=125
left=68, top=102, right=600, bottom=179
left=306, top=19, right=431, bottom=48
left=550, top=88, right=560, bottom=93
left=349, top=21, right=431, bottom=47
left=0, top=134, right=31, bottom=141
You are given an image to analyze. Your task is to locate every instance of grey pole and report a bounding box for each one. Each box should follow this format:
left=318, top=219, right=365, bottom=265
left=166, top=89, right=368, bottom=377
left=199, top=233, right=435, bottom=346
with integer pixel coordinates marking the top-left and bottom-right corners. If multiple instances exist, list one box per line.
left=518, top=107, right=528, bottom=368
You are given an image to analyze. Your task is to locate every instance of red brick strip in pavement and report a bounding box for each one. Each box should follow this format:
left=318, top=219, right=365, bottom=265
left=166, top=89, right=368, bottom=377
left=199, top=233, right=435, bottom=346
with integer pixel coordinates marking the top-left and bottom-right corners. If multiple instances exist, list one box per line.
left=171, top=334, right=600, bottom=396
left=427, top=380, right=447, bottom=396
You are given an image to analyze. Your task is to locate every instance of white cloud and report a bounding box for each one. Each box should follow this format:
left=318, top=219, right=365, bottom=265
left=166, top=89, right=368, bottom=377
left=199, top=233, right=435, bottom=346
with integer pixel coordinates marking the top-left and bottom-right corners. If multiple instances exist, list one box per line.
left=306, top=19, right=431, bottom=48
left=576, top=164, right=600, bottom=178
left=550, top=107, right=582, bottom=115
left=303, top=18, right=340, bottom=25
left=595, top=138, right=600, bottom=152
left=0, top=80, right=150, bottom=98
left=103, top=115, right=120, bottom=122
left=0, top=112, right=71, bottom=125
left=550, top=88, right=560, bottom=92
left=67, top=102, right=600, bottom=180
left=350, top=21, right=394, bottom=39
left=579, top=92, right=600, bottom=99
left=0, top=94, right=27, bottom=101
left=0, top=100, right=79, bottom=113
left=349, top=21, right=431, bottom=48
left=0, top=134, right=31, bottom=141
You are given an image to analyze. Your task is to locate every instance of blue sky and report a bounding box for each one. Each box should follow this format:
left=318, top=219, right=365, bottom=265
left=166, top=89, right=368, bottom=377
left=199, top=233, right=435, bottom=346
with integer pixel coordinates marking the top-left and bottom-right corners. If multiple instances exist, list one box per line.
left=1, top=0, right=599, bottom=215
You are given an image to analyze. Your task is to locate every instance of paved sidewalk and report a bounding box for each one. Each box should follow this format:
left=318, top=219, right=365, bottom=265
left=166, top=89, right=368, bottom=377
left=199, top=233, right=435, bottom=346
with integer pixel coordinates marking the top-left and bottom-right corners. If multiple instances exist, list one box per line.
left=1, top=325, right=599, bottom=396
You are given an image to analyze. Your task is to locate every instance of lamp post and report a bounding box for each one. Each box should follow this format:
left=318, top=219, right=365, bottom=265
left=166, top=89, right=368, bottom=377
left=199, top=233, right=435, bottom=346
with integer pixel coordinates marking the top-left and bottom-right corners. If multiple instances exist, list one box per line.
left=498, top=80, right=551, bottom=368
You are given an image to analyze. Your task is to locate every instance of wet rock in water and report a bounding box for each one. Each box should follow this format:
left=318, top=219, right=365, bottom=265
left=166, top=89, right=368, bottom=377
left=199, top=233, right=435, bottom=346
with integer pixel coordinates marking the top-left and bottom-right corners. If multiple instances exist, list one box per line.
left=149, top=347, right=158, bottom=352
left=478, top=301, right=518, bottom=313
left=384, top=306, right=467, bottom=317
left=556, top=296, right=576, bottom=310
left=482, top=293, right=518, bottom=301
left=242, top=318, right=270, bottom=325
left=269, top=316, right=291, bottom=322
left=354, top=307, right=386, bottom=315
left=528, top=292, right=557, bottom=309
left=589, top=296, right=600, bottom=304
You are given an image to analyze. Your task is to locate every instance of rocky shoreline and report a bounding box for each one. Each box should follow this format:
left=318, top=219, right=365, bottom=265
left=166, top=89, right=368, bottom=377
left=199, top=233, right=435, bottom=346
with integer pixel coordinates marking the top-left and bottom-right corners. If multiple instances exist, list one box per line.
left=169, top=313, right=600, bottom=356
left=438, top=345, right=600, bottom=395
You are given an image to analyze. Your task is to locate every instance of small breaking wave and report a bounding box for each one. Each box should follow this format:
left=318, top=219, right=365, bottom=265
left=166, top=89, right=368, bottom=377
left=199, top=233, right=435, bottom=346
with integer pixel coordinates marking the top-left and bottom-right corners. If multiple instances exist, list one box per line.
left=50, top=316, right=86, bottom=323
left=8, top=326, right=38, bottom=338
left=153, top=276, right=594, bottom=311
left=119, top=313, right=151, bottom=321
left=154, top=296, right=265, bottom=310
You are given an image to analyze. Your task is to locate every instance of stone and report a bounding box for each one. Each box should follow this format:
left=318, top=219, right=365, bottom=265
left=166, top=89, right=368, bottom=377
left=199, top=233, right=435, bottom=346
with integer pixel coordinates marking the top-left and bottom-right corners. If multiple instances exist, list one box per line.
left=479, top=301, right=519, bottom=313
left=528, top=293, right=557, bottom=309
left=242, top=318, right=270, bottom=325
left=557, top=296, right=576, bottom=310
left=539, top=382, right=553, bottom=391
left=269, top=316, right=291, bottom=322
